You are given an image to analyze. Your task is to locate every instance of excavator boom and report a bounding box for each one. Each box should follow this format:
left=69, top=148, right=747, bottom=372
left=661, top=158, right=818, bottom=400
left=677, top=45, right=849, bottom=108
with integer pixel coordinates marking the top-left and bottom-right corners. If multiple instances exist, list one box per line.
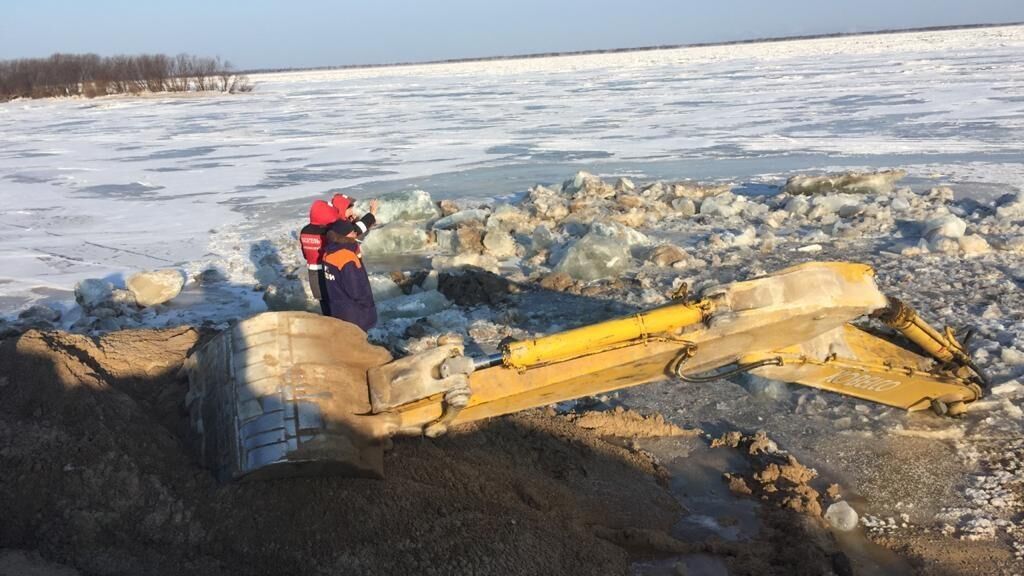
left=183, top=262, right=985, bottom=480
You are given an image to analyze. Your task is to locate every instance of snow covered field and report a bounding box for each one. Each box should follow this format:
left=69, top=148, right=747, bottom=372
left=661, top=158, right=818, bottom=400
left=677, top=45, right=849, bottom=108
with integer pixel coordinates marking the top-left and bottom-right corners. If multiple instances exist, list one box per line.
left=1, top=25, right=1023, bottom=316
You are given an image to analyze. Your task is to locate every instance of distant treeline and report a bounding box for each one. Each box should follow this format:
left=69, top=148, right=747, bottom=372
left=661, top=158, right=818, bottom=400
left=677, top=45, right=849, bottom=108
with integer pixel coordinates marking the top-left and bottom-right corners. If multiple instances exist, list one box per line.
left=0, top=53, right=253, bottom=101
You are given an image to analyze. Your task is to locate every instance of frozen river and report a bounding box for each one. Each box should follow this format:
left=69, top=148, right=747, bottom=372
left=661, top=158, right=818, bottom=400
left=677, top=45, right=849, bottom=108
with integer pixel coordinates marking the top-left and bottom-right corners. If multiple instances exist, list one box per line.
left=1, top=25, right=1023, bottom=314
left=2, top=25, right=1024, bottom=575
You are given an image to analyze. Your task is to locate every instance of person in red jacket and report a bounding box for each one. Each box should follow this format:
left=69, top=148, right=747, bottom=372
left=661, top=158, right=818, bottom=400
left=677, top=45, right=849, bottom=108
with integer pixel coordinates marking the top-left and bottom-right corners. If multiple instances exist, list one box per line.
left=331, top=194, right=378, bottom=238
left=299, top=200, right=340, bottom=315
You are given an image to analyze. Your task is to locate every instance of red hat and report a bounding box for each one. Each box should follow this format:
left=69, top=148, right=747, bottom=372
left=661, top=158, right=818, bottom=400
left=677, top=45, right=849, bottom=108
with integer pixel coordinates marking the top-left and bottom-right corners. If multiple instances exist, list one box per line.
left=331, top=193, right=355, bottom=215
left=309, top=200, right=340, bottom=226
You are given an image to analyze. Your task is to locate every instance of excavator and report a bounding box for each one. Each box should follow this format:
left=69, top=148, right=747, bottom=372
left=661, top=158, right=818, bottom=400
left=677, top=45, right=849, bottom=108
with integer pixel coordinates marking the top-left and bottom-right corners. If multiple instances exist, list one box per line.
left=183, top=261, right=988, bottom=481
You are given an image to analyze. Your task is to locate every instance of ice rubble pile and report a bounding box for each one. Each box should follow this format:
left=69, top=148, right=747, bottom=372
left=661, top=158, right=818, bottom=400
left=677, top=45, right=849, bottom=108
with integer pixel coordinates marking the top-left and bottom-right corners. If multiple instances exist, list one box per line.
left=0, top=270, right=187, bottom=336
left=426, top=168, right=1020, bottom=294
left=338, top=169, right=1024, bottom=371
left=7, top=167, right=1024, bottom=359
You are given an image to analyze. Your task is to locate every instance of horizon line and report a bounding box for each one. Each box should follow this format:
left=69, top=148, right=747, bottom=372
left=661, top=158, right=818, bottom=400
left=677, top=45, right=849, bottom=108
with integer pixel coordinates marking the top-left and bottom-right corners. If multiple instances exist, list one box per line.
left=241, top=21, right=1024, bottom=75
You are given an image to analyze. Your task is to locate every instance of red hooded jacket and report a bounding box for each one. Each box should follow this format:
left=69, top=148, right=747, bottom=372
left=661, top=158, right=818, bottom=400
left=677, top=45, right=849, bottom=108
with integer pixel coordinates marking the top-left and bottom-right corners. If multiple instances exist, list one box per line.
left=300, top=200, right=339, bottom=268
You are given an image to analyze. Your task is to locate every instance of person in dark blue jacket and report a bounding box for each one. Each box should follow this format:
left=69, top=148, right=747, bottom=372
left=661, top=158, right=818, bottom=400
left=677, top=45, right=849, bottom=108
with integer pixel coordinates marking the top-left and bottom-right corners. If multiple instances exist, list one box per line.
left=322, top=220, right=377, bottom=332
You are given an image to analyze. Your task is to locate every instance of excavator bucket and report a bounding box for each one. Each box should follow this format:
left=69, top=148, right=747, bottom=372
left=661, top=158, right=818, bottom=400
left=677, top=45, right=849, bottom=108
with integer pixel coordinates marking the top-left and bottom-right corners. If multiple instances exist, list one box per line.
left=183, top=312, right=398, bottom=481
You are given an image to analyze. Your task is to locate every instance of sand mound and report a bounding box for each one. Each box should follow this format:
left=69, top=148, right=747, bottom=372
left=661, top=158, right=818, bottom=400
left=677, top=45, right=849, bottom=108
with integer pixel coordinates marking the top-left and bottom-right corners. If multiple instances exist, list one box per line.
left=567, top=406, right=701, bottom=438
left=0, top=328, right=682, bottom=576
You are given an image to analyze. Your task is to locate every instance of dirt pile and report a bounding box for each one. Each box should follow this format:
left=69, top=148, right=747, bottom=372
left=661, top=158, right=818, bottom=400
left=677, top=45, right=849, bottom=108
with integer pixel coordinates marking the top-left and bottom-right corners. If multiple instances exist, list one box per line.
left=567, top=406, right=701, bottom=439
left=713, top=431, right=832, bottom=518
left=437, top=267, right=515, bottom=307
left=0, top=328, right=683, bottom=576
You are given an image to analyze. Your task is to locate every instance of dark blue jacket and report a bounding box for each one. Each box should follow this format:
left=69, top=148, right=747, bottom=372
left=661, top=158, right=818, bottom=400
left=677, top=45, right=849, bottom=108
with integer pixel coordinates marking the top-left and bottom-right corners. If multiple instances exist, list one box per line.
left=322, top=240, right=377, bottom=332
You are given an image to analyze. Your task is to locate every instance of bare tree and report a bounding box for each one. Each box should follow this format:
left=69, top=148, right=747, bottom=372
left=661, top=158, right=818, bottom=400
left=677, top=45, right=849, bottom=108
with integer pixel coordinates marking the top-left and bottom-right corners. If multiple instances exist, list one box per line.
left=218, top=59, right=233, bottom=92
left=191, top=56, right=217, bottom=91
left=138, top=53, right=169, bottom=92
left=228, top=74, right=253, bottom=93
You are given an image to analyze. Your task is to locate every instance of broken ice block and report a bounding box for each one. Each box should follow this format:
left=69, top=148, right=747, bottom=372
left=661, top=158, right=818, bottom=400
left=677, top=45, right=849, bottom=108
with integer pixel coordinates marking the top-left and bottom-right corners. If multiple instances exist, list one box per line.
left=369, top=274, right=404, bottom=301
left=590, top=221, right=651, bottom=247
left=374, top=189, right=441, bottom=224
left=824, top=501, right=859, bottom=532
left=784, top=170, right=906, bottom=195
left=555, top=232, right=632, bottom=281
left=360, top=224, right=430, bottom=256
left=923, top=214, right=967, bottom=240
left=377, top=290, right=452, bottom=320
left=126, top=269, right=184, bottom=307
left=432, top=208, right=490, bottom=230
left=482, top=227, right=518, bottom=258
left=75, top=279, right=114, bottom=310
left=699, top=193, right=741, bottom=218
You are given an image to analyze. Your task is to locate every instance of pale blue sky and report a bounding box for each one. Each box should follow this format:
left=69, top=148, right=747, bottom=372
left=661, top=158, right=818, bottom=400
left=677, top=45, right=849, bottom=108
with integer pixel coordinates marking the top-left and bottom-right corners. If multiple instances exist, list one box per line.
left=2, top=0, right=1022, bottom=69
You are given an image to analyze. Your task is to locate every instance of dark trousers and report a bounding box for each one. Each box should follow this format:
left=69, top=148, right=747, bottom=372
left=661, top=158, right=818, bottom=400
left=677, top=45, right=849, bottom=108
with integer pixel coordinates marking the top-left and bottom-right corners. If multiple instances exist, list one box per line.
left=307, top=268, right=332, bottom=316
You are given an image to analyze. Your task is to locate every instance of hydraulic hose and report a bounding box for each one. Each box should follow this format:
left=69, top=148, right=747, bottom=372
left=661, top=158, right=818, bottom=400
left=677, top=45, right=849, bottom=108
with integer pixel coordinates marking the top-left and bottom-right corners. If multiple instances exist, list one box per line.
left=674, top=357, right=784, bottom=383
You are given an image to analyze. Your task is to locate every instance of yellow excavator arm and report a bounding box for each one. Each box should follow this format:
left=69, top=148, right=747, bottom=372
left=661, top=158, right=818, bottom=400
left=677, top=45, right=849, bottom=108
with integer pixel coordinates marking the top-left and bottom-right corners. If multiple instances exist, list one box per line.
left=183, top=262, right=986, bottom=480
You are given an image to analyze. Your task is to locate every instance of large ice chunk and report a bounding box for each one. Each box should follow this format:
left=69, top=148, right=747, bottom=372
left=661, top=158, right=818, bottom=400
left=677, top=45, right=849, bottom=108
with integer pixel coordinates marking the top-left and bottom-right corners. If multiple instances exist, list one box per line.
left=824, top=501, right=859, bottom=532
left=995, top=192, right=1024, bottom=221
left=562, top=170, right=612, bottom=198
left=531, top=225, right=556, bottom=252
left=784, top=169, right=906, bottom=195
left=360, top=224, right=430, bottom=256
left=740, top=373, right=789, bottom=400
left=590, top=221, right=651, bottom=247
left=425, top=308, right=471, bottom=333
left=489, top=204, right=530, bottom=226
left=527, top=185, right=569, bottom=221
left=430, top=253, right=500, bottom=273
left=923, top=214, right=967, bottom=240
left=699, top=192, right=741, bottom=218
left=958, top=234, right=991, bottom=256
left=670, top=197, right=697, bottom=216
left=18, top=304, right=61, bottom=323
left=482, top=226, right=518, bottom=258
left=262, top=277, right=317, bottom=312
left=377, top=290, right=451, bottom=320
left=75, top=278, right=114, bottom=310
left=369, top=274, right=404, bottom=301
left=373, top=189, right=441, bottom=224
left=722, top=226, right=758, bottom=248
left=431, top=208, right=490, bottom=230
left=647, top=244, right=687, bottom=267
left=670, top=181, right=732, bottom=199
left=126, top=269, right=184, bottom=307
left=784, top=196, right=811, bottom=216
left=555, top=232, right=632, bottom=281
left=807, top=194, right=863, bottom=221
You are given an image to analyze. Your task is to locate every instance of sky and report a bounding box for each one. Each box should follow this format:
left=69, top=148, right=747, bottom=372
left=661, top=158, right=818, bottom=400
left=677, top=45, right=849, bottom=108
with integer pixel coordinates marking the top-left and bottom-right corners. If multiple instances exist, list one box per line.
left=2, top=0, right=1023, bottom=70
